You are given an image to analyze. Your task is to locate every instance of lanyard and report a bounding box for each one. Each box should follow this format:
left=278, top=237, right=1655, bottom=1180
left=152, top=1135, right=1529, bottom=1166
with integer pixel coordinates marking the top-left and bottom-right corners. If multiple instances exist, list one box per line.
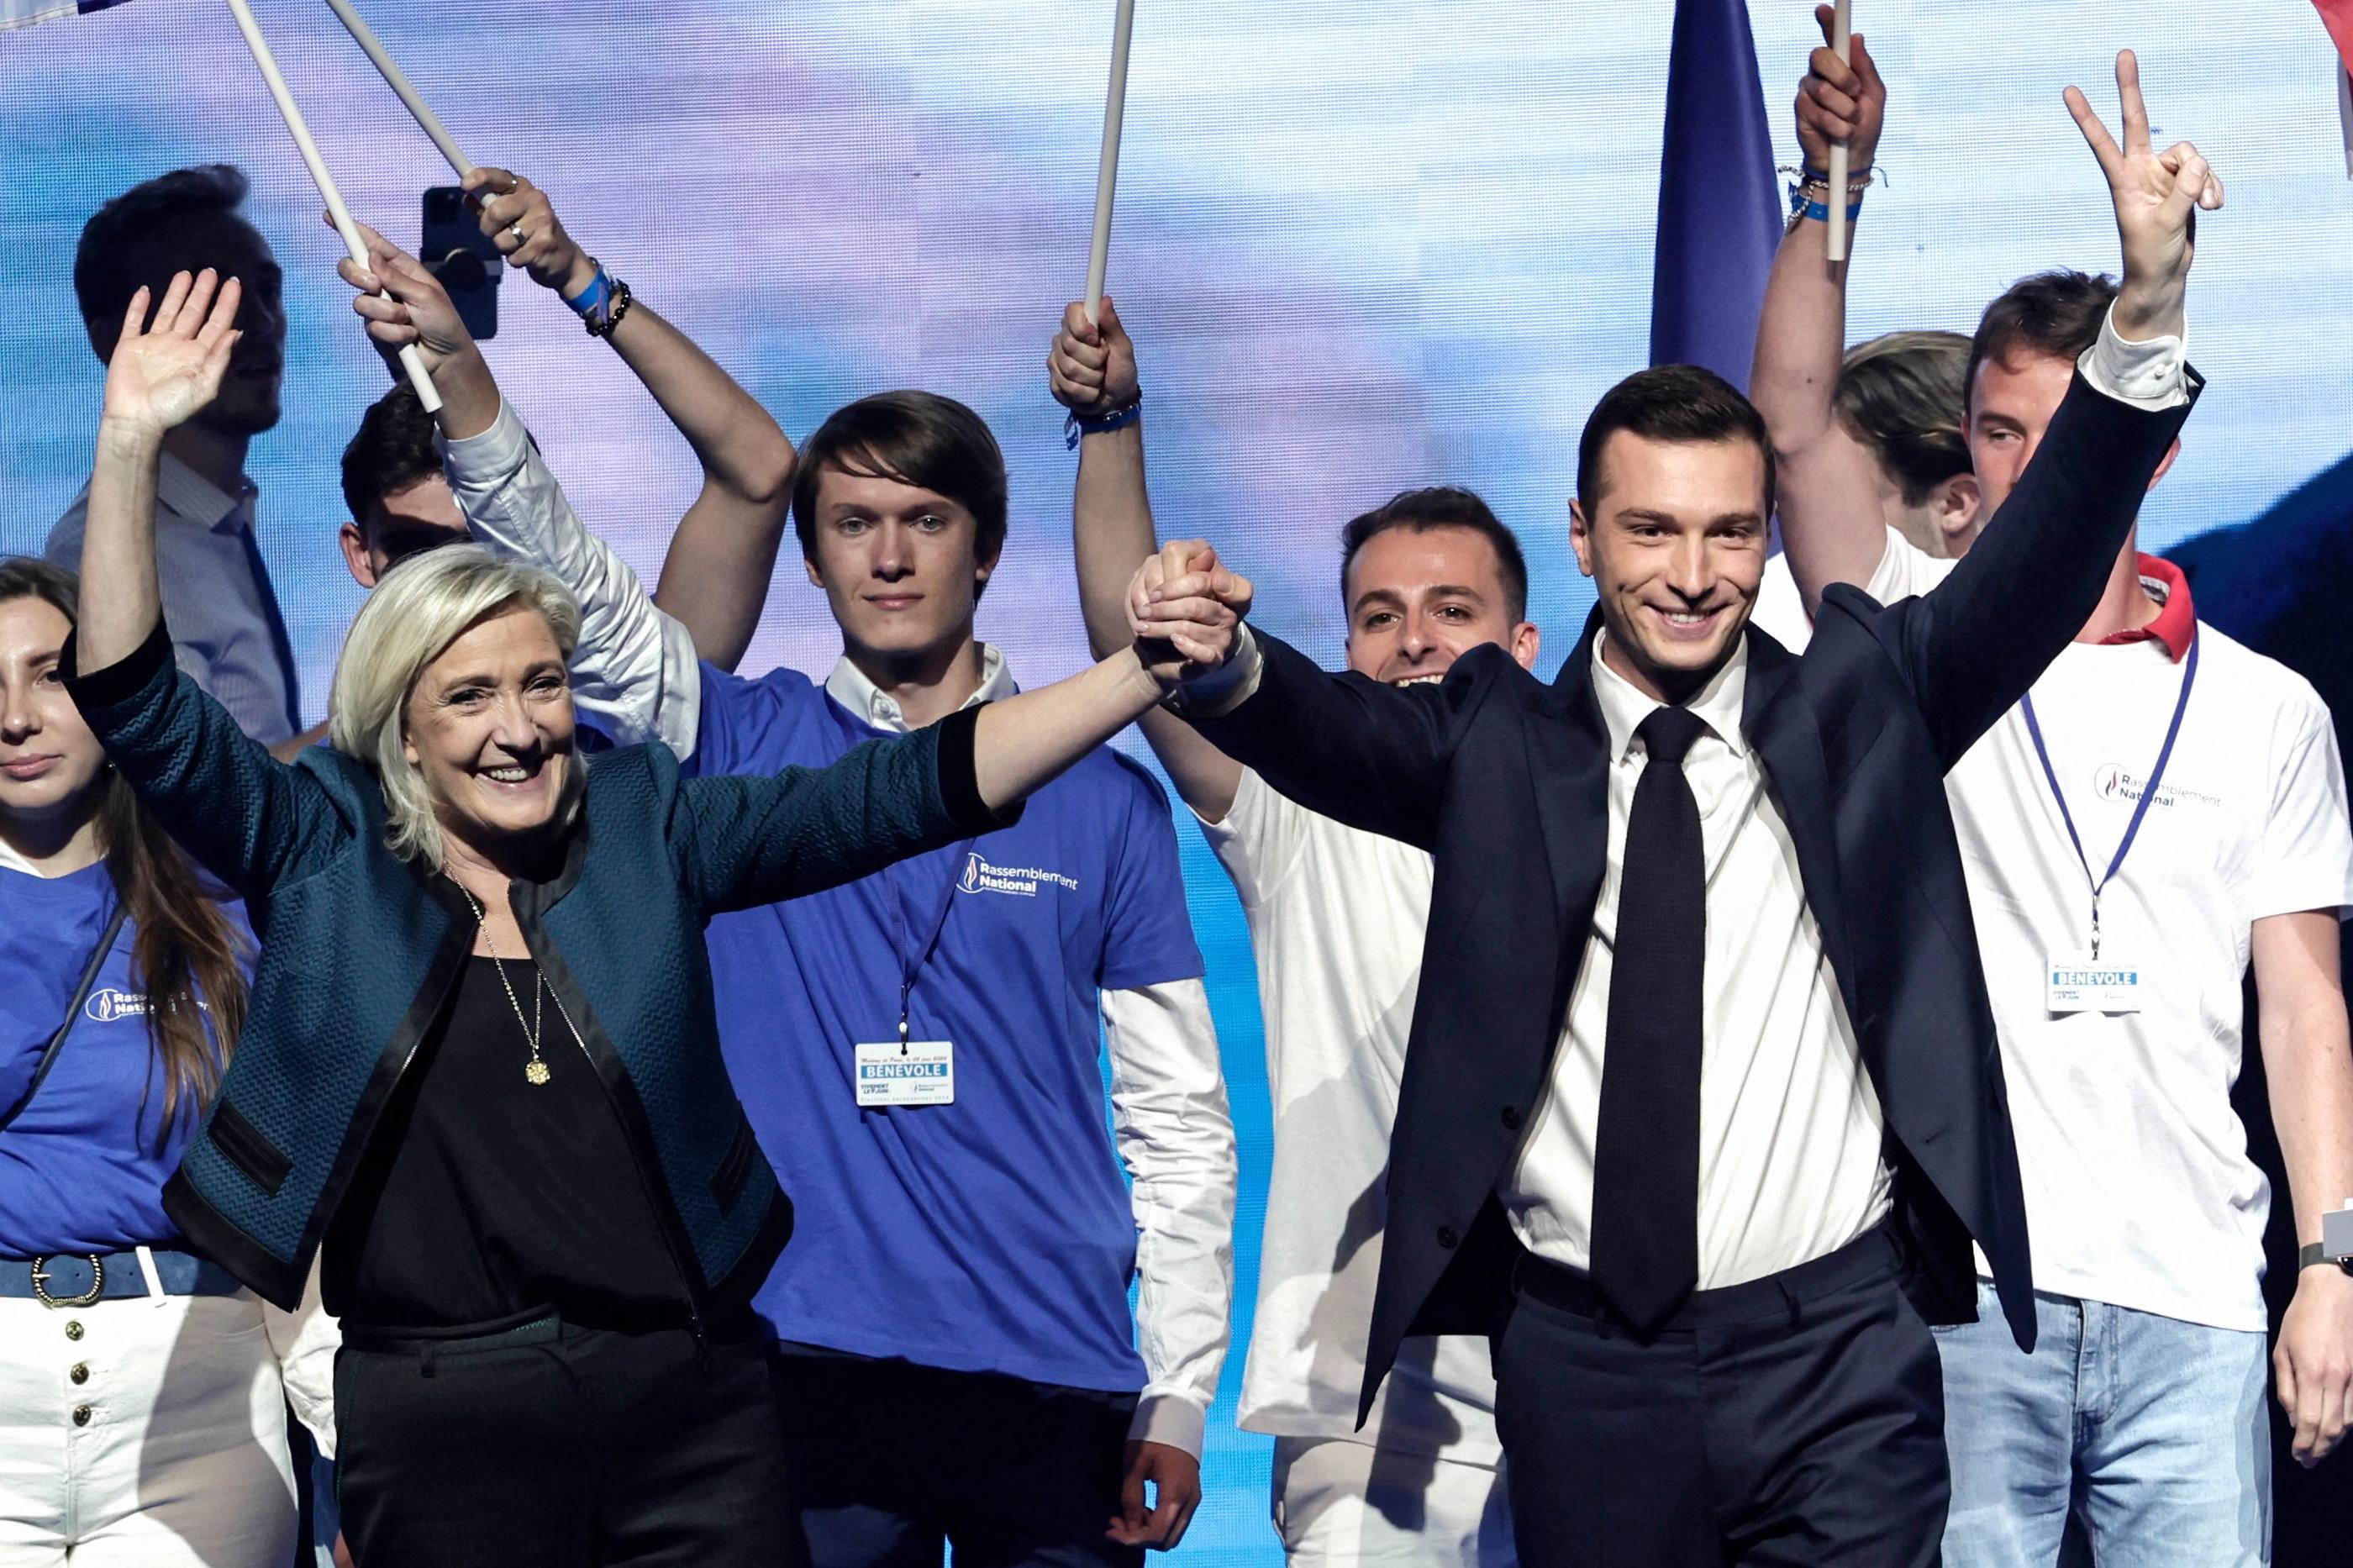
left=2019, top=630, right=2198, bottom=958
left=887, top=841, right=973, bottom=1052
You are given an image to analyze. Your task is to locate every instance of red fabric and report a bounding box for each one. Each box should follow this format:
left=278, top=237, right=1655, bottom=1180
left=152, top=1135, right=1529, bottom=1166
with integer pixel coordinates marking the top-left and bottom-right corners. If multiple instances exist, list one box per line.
left=2097, top=554, right=2195, bottom=662
left=2319, top=0, right=2353, bottom=72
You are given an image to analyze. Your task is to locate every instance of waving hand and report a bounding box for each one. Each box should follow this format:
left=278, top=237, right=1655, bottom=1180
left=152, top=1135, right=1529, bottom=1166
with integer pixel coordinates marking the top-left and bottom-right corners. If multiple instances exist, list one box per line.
left=101, top=269, right=243, bottom=436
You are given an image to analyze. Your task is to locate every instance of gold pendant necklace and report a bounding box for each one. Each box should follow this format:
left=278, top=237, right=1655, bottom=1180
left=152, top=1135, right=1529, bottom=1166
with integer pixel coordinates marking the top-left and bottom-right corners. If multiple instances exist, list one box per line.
left=458, top=886, right=553, bottom=1087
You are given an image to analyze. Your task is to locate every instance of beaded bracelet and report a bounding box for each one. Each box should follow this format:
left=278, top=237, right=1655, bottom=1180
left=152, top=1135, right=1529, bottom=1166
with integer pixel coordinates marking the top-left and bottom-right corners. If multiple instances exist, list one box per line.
left=564, top=260, right=633, bottom=339
left=1795, top=163, right=1877, bottom=192
left=586, top=279, right=634, bottom=340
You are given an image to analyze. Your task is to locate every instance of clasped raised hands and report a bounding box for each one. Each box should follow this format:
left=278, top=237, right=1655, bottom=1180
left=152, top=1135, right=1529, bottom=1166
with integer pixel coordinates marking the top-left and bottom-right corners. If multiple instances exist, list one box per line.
left=2066, top=50, right=2224, bottom=341
left=101, top=269, right=242, bottom=438
left=1126, top=539, right=1252, bottom=689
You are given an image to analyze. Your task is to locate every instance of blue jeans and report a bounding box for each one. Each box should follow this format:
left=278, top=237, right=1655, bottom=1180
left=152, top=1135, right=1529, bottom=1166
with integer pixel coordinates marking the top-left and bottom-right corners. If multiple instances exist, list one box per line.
left=1933, top=1279, right=2271, bottom=1566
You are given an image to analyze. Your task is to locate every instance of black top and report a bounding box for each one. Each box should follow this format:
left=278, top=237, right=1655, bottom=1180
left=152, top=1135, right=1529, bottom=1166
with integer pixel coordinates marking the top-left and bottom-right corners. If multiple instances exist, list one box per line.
left=324, top=955, right=687, bottom=1332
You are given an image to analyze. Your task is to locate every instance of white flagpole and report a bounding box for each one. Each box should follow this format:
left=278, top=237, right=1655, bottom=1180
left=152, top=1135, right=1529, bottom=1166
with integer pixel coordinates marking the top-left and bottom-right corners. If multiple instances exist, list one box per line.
left=222, top=0, right=440, bottom=413
left=321, top=0, right=474, bottom=177
left=1083, top=0, right=1136, bottom=326
left=1824, top=0, right=1854, bottom=261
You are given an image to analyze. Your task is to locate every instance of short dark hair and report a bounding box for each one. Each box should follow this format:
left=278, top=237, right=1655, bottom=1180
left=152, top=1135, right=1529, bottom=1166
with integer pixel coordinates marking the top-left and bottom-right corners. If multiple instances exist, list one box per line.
left=1966, top=270, right=2118, bottom=416
left=1577, top=365, right=1774, bottom=516
left=73, top=165, right=261, bottom=329
left=1834, top=330, right=1972, bottom=506
left=341, top=386, right=443, bottom=527
left=790, top=392, right=1009, bottom=597
left=1337, top=487, right=1529, bottom=624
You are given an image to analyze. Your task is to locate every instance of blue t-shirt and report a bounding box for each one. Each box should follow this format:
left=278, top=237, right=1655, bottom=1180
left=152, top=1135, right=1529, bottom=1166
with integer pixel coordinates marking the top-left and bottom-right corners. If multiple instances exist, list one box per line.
left=0, top=862, right=248, bottom=1257
left=692, top=663, right=1204, bottom=1392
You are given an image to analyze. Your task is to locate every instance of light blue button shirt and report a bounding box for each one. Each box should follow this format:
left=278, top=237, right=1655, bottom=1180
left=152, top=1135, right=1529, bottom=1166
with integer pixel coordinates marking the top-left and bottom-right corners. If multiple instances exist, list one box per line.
left=45, top=452, right=299, bottom=745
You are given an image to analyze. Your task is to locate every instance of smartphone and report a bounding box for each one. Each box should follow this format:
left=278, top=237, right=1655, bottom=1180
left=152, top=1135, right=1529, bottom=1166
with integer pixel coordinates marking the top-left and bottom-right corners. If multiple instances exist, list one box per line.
left=422, top=185, right=500, bottom=340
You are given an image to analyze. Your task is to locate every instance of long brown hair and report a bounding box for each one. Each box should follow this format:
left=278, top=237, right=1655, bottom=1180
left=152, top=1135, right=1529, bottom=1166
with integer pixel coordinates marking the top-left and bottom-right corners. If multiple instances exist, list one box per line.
left=0, top=558, right=249, bottom=1139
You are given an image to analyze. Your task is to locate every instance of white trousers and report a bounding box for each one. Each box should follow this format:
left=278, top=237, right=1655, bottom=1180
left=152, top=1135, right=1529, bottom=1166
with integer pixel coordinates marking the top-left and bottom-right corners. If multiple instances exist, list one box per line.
left=1272, top=1435, right=1517, bottom=1568
left=0, top=1286, right=299, bottom=1566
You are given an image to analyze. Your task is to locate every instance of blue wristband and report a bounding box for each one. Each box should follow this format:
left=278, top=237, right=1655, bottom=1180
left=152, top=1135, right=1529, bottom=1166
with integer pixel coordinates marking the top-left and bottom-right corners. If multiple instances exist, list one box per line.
left=1787, top=184, right=1864, bottom=226
left=1799, top=197, right=1863, bottom=224
left=564, top=260, right=613, bottom=320
left=1064, top=393, right=1144, bottom=450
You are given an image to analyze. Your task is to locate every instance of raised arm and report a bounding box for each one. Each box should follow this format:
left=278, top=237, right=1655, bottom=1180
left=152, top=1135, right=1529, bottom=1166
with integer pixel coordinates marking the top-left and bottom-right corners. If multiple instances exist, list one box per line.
left=1136, top=542, right=1480, bottom=850
left=1883, top=50, right=2216, bottom=765
left=77, top=271, right=237, bottom=669
left=70, top=271, right=345, bottom=896
left=339, top=228, right=702, bottom=757
left=460, top=168, right=794, bottom=671
left=1050, top=297, right=1245, bottom=822
left=1750, top=8, right=1895, bottom=610
left=688, top=596, right=1244, bottom=911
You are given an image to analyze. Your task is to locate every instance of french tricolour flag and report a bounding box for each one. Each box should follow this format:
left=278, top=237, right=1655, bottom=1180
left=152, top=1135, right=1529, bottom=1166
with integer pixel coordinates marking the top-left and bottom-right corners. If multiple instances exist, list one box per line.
left=3, top=0, right=135, bottom=29
left=1649, top=0, right=1783, bottom=393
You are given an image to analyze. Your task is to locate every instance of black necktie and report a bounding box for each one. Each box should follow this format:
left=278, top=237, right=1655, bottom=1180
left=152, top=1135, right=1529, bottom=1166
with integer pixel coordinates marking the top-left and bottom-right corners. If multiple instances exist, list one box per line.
left=233, top=509, right=303, bottom=738
left=1589, top=704, right=1708, bottom=1337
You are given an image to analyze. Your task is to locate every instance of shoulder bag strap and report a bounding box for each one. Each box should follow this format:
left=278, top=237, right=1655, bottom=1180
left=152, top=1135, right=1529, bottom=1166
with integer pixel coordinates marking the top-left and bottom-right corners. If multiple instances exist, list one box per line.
left=0, top=900, right=132, bottom=1132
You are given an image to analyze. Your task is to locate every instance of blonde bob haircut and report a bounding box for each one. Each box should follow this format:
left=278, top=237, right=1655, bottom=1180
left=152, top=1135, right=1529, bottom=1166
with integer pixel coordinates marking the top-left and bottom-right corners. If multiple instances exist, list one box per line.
left=328, top=543, right=584, bottom=870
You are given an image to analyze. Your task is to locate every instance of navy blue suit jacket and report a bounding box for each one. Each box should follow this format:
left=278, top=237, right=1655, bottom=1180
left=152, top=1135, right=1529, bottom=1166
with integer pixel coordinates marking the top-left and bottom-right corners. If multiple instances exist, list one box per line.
left=1191, top=369, right=2200, bottom=1422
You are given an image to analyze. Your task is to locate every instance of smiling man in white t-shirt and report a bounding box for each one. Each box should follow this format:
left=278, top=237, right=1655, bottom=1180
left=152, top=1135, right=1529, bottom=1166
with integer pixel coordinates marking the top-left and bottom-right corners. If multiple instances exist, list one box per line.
left=1750, top=26, right=2353, bottom=1565
left=1047, top=299, right=1532, bottom=1568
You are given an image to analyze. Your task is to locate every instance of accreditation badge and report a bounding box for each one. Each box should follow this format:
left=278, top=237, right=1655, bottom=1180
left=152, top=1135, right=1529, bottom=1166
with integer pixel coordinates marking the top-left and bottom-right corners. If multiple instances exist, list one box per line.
left=2045, top=952, right=2143, bottom=1014
left=855, top=1039, right=956, bottom=1108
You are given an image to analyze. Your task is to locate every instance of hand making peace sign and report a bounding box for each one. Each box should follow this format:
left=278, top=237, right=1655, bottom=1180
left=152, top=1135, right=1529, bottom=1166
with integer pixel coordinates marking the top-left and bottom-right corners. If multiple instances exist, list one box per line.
left=2066, top=50, right=2224, bottom=342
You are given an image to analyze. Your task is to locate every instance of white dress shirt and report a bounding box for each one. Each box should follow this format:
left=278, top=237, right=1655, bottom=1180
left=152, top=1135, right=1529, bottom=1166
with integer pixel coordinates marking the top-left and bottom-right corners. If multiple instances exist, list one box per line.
left=46, top=455, right=298, bottom=745
left=1503, top=639, right=1894, bottom=1287
left=440, top=409, right=1234, bottom=1455
left=823, top=642, right=1013, bottom=726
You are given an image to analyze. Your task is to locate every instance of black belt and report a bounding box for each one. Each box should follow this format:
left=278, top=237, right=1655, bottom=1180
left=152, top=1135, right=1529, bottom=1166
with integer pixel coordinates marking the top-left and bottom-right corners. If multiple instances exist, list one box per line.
left=1513, top=1224, right=1905, bottom=1332
left=0, top=1248, right=245, bottom=1308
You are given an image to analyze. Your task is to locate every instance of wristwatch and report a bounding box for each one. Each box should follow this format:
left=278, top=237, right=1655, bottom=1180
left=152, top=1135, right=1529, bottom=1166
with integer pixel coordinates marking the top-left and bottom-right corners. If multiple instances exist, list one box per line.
left=2299, top=1242, right=2353, bottom=1277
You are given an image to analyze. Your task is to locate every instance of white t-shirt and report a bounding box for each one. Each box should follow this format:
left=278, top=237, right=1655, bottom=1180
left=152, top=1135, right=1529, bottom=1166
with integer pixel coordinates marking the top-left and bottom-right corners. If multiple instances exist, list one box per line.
left=1200, top=771, right=1501, bottom=1464
left=1869, top=536, right=2353, bottom=1330
left=1749, top=550, right=1816, bottom=651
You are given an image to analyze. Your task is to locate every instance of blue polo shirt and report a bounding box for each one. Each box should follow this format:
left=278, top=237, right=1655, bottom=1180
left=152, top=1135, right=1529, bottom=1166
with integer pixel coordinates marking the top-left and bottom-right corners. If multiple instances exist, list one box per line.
left=692, top=661, right=1203, bottom=1393
left=0, top=862, right=248, bottom=1257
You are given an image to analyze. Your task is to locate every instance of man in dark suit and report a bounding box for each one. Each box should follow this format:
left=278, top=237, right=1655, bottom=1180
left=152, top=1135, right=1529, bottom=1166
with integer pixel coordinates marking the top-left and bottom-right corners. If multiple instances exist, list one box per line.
left=1129, top=61, right=2212, bottom=1568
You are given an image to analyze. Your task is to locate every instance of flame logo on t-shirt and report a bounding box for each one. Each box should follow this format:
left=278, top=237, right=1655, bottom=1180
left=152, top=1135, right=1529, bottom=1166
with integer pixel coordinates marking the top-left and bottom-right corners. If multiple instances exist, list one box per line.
left=84, top=988, right=155, bottom=1023
left=959, top=852, right=1080, bottom=897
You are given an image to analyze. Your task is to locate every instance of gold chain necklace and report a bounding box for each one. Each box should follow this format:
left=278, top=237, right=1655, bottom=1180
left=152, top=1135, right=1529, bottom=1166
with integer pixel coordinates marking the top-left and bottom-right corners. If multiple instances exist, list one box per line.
left=458, top=886, right=553, bottom=1087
